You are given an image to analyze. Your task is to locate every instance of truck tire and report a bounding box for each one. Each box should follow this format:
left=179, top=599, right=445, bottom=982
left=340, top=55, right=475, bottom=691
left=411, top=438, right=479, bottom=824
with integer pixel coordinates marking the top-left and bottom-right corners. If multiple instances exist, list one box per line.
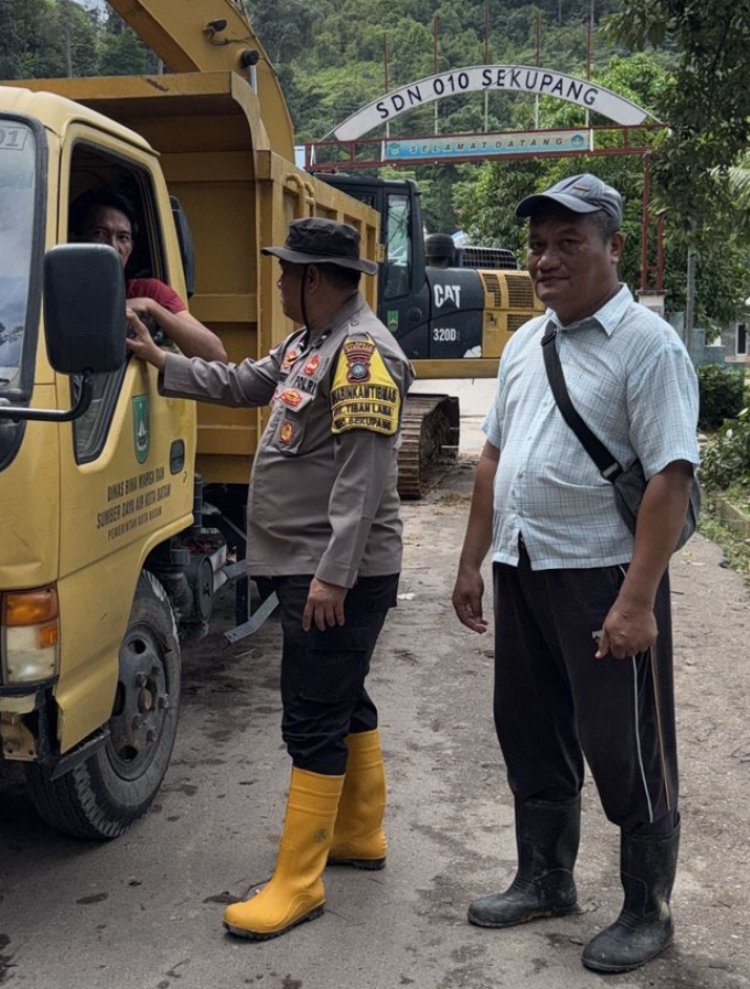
left=25, top=571, right=181, bottom=839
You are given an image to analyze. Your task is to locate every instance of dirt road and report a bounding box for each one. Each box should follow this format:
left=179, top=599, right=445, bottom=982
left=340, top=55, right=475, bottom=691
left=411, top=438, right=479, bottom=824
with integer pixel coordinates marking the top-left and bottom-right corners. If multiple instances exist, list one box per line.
left=1, top=447, right=748, bottom=989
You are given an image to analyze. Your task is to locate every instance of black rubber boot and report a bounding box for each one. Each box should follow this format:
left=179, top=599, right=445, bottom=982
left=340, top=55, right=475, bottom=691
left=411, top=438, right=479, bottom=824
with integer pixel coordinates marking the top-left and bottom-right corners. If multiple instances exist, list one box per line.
left=468, top=796, right=580, bottom=928
left=582, top=825, right=679, bottom=973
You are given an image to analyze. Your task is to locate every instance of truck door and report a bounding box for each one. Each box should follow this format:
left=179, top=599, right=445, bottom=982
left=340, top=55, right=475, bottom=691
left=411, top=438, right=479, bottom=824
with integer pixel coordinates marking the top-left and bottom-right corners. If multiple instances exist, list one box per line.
left=54, top=131, right=195, bottom=752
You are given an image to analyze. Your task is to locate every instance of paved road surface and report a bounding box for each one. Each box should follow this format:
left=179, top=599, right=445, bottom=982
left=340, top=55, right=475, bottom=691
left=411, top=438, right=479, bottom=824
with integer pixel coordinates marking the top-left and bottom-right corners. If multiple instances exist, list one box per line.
left=1, top=383, right=748, bottom=989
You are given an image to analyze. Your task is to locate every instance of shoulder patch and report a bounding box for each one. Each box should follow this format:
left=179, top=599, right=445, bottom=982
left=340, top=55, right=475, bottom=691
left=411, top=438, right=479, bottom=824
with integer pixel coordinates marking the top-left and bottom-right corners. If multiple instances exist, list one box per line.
left=330, top=335, right=401, bottom=436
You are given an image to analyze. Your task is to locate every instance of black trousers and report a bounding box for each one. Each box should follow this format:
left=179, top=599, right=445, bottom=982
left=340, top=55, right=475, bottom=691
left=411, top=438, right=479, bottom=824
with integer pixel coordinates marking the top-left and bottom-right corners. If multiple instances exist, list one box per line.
left=492, top=544, right=678, bottom=834
left=272, top=573, right=398, bottom=776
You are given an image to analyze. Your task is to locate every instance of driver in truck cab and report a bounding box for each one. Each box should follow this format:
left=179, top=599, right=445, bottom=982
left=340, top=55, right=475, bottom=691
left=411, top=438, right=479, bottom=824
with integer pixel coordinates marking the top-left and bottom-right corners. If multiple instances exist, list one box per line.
left=70, top=189, right=226, bottom=362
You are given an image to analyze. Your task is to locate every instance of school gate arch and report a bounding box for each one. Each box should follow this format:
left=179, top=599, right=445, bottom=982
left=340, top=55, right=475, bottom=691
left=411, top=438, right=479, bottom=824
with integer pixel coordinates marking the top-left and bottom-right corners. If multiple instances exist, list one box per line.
left=305, top=65, right=666, bottom=297
left=331, top=64, right=658, bottom=143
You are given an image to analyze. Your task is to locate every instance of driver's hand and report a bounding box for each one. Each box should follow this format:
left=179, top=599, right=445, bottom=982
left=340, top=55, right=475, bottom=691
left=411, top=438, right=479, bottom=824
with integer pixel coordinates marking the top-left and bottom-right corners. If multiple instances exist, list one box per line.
left=126, top=309, right=167, bottom=370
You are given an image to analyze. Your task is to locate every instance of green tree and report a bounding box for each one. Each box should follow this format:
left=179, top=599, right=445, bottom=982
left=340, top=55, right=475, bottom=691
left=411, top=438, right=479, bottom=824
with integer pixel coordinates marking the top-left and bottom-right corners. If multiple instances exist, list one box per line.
left=606, top=0, right=750, bottom=238
left=243, top=0, right=316, bottom=66
left=96, top=9, right=160, bottom=75
left=0, top=0, right=97, bottom=79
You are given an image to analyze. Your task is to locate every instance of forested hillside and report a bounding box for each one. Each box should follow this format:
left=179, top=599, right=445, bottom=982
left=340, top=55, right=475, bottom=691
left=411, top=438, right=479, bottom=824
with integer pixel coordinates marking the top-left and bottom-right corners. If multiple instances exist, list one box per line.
left=245, top=0, right=626, bottom=141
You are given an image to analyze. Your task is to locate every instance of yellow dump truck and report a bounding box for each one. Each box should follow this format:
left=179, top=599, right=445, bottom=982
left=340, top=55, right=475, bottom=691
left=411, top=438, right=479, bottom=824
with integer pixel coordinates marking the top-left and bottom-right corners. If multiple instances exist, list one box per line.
left=0, top=1, right=380, bottom=838
left=0, top=0, right=543, bottom=838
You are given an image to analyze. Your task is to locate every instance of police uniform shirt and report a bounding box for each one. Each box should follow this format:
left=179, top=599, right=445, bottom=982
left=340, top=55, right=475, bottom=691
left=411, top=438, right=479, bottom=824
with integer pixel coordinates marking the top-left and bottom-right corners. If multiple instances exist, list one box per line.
left=159, top=293, right=414, bottom=587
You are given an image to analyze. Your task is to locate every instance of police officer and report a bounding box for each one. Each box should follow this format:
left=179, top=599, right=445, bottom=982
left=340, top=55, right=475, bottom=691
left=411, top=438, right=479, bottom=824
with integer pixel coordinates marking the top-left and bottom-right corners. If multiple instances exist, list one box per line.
left=127, top=217, right=413, bottom=941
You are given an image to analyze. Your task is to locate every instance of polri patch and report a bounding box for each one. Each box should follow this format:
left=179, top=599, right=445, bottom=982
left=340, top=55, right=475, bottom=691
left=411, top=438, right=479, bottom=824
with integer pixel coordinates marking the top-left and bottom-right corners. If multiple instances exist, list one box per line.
left=342, top=339, right=375, bottom=383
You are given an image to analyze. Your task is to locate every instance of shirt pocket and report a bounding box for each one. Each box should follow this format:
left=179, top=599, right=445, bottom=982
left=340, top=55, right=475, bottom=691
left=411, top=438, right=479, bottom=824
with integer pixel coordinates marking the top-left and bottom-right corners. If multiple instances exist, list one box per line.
left=270, top=386, right=315, bottom=455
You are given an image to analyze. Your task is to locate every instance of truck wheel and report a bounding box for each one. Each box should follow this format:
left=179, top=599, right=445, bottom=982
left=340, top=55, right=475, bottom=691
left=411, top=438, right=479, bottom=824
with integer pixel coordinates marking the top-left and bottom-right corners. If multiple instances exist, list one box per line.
left=25, top=571, right=181, bottom=839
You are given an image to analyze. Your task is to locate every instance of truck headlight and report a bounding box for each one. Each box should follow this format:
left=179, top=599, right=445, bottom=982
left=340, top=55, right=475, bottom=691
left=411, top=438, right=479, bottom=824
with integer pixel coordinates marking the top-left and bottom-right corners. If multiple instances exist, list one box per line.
left=1, top=586, right=59, bottom=684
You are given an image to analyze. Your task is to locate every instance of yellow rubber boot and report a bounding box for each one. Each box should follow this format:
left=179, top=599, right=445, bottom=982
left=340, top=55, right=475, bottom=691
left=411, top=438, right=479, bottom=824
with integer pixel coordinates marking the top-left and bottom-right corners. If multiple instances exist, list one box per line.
left=224, top=767, right=343, bottom=940
left=328, top=729, right=387, bottom=870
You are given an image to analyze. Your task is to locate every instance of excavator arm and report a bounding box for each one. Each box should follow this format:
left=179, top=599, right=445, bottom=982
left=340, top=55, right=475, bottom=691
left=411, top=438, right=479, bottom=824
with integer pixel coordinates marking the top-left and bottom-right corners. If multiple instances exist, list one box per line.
left=106, top=0, right=294, bottom=158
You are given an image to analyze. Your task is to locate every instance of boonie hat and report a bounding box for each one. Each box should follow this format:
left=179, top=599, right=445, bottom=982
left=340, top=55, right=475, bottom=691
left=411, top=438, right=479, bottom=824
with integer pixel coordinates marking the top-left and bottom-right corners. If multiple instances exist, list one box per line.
left=261, top=217, right=378, bottom=275
left=515, top=173, right=623, bottom=225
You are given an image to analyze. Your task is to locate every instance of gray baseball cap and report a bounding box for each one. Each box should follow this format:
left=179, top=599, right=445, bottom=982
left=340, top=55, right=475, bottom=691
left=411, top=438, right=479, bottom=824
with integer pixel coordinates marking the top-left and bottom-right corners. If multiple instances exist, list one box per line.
left=515, top=173, right=623, bottom=225
left=261, top=217, right=378, bottom=275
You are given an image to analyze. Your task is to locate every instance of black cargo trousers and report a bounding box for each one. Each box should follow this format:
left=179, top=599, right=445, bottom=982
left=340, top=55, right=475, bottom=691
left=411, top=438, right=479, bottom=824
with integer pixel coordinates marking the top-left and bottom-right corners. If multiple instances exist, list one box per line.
left=272, top=573, right=399, bottom=775
left=492, top=542, right=678, bottom=835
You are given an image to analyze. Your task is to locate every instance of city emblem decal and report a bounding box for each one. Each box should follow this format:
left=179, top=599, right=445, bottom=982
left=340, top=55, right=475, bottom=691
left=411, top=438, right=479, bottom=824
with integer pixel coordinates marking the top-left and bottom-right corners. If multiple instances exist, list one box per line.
left=132, top=394, right=150, bottom=464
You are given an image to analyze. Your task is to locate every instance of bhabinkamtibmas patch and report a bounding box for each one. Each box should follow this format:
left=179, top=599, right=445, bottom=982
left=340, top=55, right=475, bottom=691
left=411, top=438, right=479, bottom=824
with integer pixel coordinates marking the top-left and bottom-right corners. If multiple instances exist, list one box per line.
left=331, top=335, right=400, bottom=435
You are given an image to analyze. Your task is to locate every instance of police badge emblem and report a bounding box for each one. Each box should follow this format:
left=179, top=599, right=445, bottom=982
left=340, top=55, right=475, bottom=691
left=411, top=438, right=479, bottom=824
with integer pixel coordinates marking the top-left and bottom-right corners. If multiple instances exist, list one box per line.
left=278, top=388, right=303, bottom=408
left=303, top=354, right=320, bottom=377
left=343, top=340, right=375, bottom=383
left=279, top=420, right=294, bottom=445
left=282, top=347, right=299, bottom=370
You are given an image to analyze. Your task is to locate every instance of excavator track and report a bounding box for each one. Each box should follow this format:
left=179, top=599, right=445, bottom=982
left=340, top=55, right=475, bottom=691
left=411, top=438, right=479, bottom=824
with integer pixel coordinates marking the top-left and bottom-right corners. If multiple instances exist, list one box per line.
left=398, top=394, right=460, bottom=499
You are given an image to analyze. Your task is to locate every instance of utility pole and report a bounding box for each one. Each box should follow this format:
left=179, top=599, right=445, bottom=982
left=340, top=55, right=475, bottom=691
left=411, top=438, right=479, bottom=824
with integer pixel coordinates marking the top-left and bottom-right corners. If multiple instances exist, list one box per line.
left=685, top=246, right=697, bottom=361
left=585, top=2, right=594, bottom=148
left=433, top=17, right=440, bottom=136
left=383, top=34, right=390, bottom=139
left=534, top=13, right=541, bottom=129
left=60, top=0, right=73, bottom=78
left=483, top=3, right=490, bottom=133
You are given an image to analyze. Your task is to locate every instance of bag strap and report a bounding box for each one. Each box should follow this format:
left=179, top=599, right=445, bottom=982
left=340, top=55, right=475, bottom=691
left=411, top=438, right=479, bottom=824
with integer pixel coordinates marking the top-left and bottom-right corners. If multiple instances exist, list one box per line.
left=540, top=325, right=624, bottom=482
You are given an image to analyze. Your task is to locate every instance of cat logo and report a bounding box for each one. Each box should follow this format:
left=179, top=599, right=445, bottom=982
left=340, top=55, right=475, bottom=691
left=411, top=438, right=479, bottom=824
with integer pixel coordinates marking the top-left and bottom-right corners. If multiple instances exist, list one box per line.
left=132, top=394, right=149, bottom=464
left=434, top=284, right=462, bottom=308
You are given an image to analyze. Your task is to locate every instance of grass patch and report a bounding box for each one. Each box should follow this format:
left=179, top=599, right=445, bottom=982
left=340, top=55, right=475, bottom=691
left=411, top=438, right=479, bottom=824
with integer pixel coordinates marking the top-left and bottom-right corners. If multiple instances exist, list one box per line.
left=699, top=504, right=750, bottom=585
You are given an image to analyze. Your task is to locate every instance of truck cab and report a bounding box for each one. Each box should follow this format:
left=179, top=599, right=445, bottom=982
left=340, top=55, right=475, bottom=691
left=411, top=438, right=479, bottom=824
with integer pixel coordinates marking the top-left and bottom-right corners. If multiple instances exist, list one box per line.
left=0, top=87, right=202, bottom=837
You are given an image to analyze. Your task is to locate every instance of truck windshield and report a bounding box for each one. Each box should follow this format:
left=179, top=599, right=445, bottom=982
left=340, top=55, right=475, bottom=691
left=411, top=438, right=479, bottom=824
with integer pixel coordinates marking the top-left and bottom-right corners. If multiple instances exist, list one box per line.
left=0, top=121, right=36, bottom=386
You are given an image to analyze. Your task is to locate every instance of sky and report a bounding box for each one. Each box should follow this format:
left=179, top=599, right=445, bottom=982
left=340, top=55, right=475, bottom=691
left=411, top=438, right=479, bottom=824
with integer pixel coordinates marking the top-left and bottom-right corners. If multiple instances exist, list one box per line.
left=75, top=0, right=107, bottom=12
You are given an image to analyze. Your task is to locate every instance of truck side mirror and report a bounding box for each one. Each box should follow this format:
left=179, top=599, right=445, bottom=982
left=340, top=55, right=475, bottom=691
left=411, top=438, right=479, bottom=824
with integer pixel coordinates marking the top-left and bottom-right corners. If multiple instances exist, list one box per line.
left=43, top=244, right=127, bottom=374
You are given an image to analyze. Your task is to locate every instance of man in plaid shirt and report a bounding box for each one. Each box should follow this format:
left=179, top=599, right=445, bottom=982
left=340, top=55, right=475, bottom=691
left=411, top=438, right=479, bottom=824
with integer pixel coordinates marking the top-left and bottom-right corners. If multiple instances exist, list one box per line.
left=453, top=174, right=699, bottom=974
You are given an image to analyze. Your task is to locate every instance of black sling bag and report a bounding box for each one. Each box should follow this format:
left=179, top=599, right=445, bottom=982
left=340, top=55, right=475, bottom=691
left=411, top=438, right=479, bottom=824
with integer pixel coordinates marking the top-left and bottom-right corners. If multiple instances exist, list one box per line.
left=541, top=325, right=699, bottom=550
